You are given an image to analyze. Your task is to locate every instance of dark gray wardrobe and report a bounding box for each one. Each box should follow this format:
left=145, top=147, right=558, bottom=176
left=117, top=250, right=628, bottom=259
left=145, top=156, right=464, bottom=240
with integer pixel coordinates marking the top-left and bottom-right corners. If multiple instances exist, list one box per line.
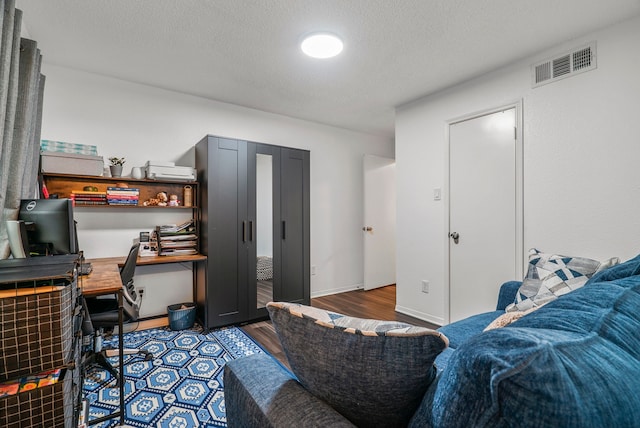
left=195, top=135, right=310, bottom=329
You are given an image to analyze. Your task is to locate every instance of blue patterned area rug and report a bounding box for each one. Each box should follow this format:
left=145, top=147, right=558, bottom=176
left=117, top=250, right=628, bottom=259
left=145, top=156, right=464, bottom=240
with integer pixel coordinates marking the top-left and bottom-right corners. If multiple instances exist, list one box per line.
left=83, top=325, right=264, bottom=427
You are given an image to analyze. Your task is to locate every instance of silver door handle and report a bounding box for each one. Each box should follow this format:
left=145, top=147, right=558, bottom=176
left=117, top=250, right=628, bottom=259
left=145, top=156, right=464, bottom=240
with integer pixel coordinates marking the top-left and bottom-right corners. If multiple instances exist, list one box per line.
left=363, top=226, right=373, bottom=232
left=450, top=232, right=459, bottom=244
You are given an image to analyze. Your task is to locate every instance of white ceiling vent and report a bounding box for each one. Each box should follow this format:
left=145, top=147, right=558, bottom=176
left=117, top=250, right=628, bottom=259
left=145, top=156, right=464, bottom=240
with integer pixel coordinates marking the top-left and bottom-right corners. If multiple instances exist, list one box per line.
left=532, top=42, right=596, bottom=88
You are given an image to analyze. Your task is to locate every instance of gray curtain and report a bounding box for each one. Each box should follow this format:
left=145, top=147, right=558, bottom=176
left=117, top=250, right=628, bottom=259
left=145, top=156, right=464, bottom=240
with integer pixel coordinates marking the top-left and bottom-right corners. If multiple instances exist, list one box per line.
left=0, top=0, right=45, bottom=259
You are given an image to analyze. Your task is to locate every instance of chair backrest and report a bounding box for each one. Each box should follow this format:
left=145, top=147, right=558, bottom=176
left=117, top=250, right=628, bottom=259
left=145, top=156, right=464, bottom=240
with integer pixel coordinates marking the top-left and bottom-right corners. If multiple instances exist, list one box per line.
left=120, top=242, right=140, bottom=321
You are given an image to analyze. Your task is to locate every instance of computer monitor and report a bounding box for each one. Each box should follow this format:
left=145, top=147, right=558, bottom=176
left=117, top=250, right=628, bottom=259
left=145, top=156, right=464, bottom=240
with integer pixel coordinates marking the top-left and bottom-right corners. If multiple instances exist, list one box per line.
left=19, top=199, right=78, bottom=256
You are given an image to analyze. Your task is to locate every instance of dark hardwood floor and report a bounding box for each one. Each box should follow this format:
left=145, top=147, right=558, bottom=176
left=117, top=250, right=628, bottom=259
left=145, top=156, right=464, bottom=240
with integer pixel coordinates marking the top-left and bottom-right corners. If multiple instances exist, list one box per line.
left=240, top=285, right=439, bottom=368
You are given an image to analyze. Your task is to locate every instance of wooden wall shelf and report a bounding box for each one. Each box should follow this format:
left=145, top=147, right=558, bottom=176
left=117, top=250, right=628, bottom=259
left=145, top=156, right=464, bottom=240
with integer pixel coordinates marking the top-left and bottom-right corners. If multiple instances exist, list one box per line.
left=42, top=173, right=197, bottom=208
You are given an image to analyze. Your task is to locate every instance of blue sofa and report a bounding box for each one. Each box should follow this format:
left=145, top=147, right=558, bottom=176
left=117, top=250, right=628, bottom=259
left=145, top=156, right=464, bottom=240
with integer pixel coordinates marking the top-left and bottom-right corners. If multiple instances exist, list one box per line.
left=224, top=254, right=640, bottom=427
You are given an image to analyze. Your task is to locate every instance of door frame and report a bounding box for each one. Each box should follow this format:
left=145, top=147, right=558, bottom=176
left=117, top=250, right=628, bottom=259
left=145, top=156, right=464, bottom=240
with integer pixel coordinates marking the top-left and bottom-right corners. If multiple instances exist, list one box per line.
left=443, top=100, right=524, bottom=324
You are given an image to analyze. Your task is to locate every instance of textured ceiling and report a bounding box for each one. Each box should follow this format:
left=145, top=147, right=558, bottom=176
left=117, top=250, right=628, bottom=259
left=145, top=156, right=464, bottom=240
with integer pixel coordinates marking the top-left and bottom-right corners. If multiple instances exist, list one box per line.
left=15, top=0, right=640, bottom=138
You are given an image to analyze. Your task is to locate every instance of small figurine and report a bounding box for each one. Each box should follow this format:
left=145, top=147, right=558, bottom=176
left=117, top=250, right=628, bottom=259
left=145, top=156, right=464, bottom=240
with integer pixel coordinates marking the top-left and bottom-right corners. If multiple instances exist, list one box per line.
left=168, top=194, right=180, bottom=206
left=156, top=192, right=168, bottom=207
left=143, top=191, right=169, bottom=206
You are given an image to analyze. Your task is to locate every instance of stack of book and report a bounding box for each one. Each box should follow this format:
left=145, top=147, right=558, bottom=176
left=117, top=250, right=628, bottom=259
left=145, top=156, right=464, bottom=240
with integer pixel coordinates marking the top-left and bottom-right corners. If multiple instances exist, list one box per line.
left=156, top=220, right=198, bottom=256
left=106, top=187, right=139, bottom=206
left=71, top=190, right=107, bottom=206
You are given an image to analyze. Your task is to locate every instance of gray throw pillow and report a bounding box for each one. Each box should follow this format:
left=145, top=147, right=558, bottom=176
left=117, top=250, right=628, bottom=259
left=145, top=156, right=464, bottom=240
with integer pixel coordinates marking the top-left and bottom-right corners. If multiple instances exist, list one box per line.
left=506, top=248, right=618, bottom=312
left=267, top=302, right=448, bottom=428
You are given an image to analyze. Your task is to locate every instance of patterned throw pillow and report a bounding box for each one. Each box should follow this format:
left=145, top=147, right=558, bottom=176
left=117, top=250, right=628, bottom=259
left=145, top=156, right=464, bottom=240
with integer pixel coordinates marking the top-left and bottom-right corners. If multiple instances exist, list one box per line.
left=506, top=249, right=618, bottom=312
left=267, top=302, right=448, bottom=428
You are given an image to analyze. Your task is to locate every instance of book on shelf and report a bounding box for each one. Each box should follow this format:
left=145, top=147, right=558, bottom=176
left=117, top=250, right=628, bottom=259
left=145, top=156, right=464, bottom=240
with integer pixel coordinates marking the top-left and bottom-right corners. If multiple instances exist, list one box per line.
left=106, top=194, right=139, bottom=200
left=107, top=192, right=138, bottom=196
left=72, top=190, right=107, bottom=195
left=71, top=191, right=108, bottom=206
left=106, top=187, right=140, bottom=202
left=107, top=186, right=140, bottom=193
left=74, top=195, right=107, bottom=200
left=71, top=191, right=107, bottom=200
left=107, top=198, right=139, bottom=205
left=107, top=199, right=139, bottom=205
left=75, top=200, right=108, bottom=206
left=74, top=198, right=108, bottom=203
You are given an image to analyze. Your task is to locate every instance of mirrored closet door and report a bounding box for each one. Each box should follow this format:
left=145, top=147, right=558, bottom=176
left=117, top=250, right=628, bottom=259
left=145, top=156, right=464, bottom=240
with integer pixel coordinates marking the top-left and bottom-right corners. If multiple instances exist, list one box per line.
left=249, top=145, right=281, bottom=313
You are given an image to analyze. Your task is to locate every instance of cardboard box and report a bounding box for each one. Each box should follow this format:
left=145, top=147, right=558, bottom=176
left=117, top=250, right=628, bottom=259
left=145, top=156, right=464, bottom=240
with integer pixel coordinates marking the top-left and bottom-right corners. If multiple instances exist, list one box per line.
left=41, top=152, right=104, bottom=176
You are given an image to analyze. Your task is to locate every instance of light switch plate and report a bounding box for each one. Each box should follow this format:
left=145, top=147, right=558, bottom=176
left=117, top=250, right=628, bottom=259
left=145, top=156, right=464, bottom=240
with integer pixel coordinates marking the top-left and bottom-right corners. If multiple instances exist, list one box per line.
left=433, top=188, right=441, bottom=201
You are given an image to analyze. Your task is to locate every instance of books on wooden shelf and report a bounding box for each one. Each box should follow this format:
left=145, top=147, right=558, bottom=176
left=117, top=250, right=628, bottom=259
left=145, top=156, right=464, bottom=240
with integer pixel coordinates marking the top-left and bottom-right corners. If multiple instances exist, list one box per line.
left=107, top=187, right=139, bottom=206
left=70, top=190, right=107, bottom=206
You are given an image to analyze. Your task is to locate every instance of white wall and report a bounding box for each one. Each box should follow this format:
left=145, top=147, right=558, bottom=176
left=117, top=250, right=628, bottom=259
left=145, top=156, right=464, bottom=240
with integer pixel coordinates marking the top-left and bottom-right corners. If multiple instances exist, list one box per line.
left=395, top=16, right=640, bottom=325
left=40, top=64, right=393, bottom=315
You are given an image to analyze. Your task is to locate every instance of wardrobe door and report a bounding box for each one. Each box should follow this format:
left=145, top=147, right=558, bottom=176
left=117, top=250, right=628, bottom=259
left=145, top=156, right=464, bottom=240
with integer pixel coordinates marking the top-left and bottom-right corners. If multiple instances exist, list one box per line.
left=247, top=143, right=281, bottom=320
left=196, top=136, right=249, bottom=328
left=194, top=138, right=211, bottom=328
left=279, top=147, right=310, bottom=304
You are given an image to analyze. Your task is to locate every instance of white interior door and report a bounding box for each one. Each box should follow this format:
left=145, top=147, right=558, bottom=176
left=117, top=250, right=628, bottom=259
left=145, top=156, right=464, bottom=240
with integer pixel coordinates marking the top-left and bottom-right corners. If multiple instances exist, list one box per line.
left=449, top=108, right=520, bottom=322
left=363, top=155, right=396, bottom=290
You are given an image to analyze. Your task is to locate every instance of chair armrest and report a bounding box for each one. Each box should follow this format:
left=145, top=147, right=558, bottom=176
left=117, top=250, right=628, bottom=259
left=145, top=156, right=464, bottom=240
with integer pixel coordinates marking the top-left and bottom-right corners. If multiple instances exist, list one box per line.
left=495, top=281, right=522, bottom=310
left=224, top=353, right=355, bottom=428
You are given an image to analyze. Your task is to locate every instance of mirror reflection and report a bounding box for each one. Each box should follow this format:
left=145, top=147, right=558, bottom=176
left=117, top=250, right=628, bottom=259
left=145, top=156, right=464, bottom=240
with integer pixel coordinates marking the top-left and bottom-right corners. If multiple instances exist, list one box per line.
left=256, top=154, right=273, bottom=308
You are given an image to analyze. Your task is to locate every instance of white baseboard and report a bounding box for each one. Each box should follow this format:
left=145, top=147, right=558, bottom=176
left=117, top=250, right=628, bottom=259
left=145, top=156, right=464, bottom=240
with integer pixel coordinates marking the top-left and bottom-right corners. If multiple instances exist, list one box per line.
left=311, top=283, right=363, bottom=299
left=395, top=304, right=445, bottom=327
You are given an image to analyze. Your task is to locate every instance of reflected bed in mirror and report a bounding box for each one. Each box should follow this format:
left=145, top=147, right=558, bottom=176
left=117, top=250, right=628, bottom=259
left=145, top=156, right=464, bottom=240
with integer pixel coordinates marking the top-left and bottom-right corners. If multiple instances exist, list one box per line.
left=257, top=255, right=273, bottom=308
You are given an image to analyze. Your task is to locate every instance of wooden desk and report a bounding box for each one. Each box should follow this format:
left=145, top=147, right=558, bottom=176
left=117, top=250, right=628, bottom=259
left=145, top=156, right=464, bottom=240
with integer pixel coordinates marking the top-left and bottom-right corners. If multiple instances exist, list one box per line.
left=135, top=253, right=207, bottom=266
left=81, top=253, right=207, bottom=296
left=79, top=259, right=121, bottom=296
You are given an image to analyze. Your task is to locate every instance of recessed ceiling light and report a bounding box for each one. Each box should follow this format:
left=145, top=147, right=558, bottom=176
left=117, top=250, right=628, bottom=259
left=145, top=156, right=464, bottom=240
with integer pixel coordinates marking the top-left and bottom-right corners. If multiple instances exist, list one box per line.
left=300, top=33, right=343, bottom=59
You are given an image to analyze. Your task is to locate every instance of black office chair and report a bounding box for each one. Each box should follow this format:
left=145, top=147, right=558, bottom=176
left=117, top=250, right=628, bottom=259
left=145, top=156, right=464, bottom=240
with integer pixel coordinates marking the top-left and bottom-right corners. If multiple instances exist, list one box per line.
left=83, top=243, right=152, bottom=384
